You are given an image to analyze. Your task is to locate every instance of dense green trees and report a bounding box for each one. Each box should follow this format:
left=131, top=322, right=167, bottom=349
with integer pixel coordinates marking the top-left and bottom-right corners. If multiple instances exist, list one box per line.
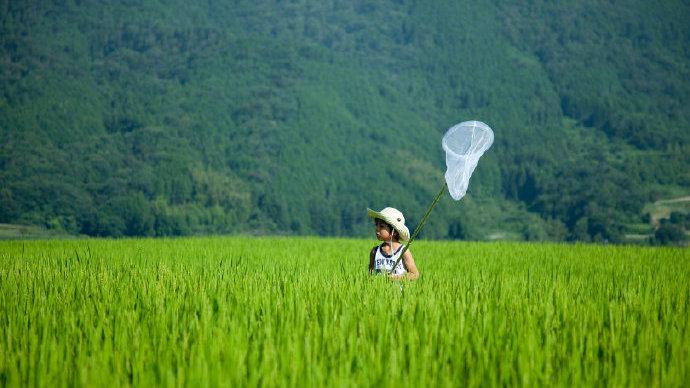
left=0, top=1, right=688, bottom=242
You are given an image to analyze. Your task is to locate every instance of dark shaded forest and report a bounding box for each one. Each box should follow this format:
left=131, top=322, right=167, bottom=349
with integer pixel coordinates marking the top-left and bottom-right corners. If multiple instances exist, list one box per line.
left=1, top=1, right=688, bottom=243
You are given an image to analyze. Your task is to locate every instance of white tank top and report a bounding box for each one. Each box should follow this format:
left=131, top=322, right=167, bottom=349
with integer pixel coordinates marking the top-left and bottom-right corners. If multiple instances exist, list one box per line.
left=373, top=243, right=407, bottom=275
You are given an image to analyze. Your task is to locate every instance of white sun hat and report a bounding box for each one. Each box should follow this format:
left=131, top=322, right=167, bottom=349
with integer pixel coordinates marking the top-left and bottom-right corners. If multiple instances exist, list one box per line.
left=367, top=207, right=411, bottom=242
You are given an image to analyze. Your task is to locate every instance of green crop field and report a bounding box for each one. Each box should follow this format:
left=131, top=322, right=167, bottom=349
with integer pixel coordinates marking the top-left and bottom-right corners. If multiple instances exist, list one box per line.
left=0, top=237, right=688, bottom=386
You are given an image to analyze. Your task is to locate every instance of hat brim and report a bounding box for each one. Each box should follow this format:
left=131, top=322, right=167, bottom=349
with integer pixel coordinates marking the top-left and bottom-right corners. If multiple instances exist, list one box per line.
left=367, top=208, right=410, bottom=241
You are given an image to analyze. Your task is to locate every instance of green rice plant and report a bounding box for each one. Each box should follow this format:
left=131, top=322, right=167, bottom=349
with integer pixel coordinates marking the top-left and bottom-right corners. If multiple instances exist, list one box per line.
left=0, top=237, right=688, bottom=387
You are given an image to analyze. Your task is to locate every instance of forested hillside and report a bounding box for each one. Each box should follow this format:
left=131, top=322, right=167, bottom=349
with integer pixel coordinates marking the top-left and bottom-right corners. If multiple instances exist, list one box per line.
left=1, top=1, right=688, bottom=242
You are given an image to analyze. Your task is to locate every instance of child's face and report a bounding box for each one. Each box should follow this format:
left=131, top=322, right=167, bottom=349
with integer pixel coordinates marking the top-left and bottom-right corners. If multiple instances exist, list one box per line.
left=374, top=219, right=395, bottom=241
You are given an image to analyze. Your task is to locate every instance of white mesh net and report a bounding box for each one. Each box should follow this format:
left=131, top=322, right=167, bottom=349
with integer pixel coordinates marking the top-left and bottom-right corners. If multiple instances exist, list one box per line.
left=442, top=121, right=494, bottom=200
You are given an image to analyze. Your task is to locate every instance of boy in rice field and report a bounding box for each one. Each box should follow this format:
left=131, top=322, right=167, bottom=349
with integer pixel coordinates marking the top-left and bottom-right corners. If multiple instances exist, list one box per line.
left=367, top=207, right=420, bottom=280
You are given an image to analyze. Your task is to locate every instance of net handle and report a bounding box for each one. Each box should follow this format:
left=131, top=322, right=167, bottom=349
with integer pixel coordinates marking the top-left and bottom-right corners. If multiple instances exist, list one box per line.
left=388, top=181, right=447, bottom=275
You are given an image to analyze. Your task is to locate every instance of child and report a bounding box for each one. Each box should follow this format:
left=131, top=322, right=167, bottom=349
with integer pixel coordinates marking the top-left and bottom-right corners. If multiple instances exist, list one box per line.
left=367, top=207, right=420, bottom=280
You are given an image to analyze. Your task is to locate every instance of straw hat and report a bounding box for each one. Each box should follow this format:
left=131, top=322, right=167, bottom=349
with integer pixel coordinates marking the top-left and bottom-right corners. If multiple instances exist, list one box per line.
left=367, top=207, right=410, bottom=242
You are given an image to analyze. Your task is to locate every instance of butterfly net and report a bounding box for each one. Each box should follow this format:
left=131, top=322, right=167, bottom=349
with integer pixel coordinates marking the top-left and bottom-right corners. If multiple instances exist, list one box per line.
left=442, top=121, right=494, bottom=200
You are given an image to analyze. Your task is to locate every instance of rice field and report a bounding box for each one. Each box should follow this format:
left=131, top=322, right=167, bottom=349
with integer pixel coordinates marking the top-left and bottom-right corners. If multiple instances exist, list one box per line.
left=0, top=237, right=688, bottom=386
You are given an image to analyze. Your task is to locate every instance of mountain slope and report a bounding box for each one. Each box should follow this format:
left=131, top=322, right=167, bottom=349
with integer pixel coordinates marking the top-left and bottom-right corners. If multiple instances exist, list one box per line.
left=1, top=1, right=688, bottom=242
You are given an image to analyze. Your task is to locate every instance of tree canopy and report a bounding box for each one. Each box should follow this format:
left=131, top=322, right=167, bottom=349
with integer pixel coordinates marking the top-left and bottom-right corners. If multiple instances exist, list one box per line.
left=1, top=1, right=688, bottom=242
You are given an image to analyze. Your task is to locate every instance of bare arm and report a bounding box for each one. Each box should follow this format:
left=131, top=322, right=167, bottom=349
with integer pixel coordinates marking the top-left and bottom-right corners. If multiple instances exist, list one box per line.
left=389, top=250, right=419, bottom=281
left=369, top=246, right=376, bottom=274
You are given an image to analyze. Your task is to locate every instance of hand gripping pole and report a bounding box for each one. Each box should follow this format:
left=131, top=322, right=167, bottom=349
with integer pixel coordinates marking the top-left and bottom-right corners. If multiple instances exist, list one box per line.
left=389, top=181, right=447, bottom=275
